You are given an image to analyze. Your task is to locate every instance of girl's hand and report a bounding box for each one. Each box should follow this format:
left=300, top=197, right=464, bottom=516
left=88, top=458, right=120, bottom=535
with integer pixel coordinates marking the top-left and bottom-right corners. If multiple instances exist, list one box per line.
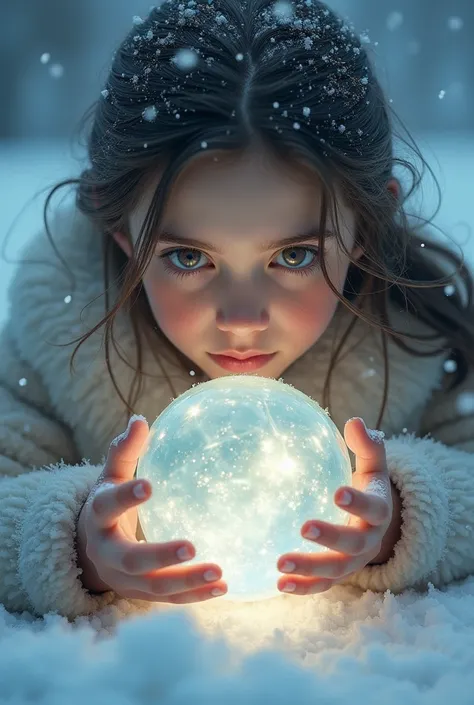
left=76, top=417, right=228, bottom=603
left=277, top=417, right=395, bottom=595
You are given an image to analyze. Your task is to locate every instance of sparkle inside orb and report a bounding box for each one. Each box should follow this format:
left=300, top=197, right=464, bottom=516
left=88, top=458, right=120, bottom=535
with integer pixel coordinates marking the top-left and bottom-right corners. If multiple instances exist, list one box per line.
left=137, top=375, right=352, bottom=602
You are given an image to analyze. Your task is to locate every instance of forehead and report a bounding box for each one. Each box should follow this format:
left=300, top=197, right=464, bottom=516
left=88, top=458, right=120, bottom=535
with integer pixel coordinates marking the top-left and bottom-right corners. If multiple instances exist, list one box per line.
left=131, top=147, right=353, bottom=235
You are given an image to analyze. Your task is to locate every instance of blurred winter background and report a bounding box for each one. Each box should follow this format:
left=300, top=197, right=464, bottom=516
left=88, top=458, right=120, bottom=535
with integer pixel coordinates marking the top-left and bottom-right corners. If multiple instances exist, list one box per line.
left=1, top=2, right=474, bottom=703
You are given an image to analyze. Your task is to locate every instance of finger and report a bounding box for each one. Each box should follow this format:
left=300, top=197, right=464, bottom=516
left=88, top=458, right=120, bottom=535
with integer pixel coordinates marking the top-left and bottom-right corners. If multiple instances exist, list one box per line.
left=278, top=549, right=360, bottom=580
left=110, top=579, right=228, bottom=604
left=344, top=417, right=387, bottom=477
left=103, top=415, right=150, bottom=483
left=334, top=485, right=391, bottom=527
left=108, top=535, right=198, bottom=575
left=277, top=575, right=334, bottom=596
left=167, top=583, right=228, bottom=604
left=300, top=519, right=383, bottom=555
left=115, top=562, right=227, bottom=599
left=91, top=478, right=151, bottom=531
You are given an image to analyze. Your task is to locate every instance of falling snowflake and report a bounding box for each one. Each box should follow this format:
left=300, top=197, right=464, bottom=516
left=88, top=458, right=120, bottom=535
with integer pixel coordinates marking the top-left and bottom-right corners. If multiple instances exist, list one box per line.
left=439, top=90, right=446, bottom=100
left=386, top=11, right=403, bottom=31
left=361, top=368, right=376, bottom=379
left=64, top=295, right=72, bottom=304
left=447, top=16, right=464, bottom=31
left=49, top=64, right=64, bottom=79
left=142, top=105, right=158, bottom=122
left=456, top=392, right=474, bottom=416
left=18, top=378, right=28, bottom=387
left=444, top=284, right=455, bottom=296
left=172, top=48, right=199, bottom=71
left=444, top=359, right=457, bottom=374
left=40, top=53, right=50, bottom=64
left=273, top=0, right=294, bottom=21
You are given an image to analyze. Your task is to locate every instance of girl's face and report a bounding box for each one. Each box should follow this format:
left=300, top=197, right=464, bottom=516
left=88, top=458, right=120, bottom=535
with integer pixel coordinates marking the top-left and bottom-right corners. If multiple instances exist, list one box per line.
left=117, top=147, right=363, bottom=380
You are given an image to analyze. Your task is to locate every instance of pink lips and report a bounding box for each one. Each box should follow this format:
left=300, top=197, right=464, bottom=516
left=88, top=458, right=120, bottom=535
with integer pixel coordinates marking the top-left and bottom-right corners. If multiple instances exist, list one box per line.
left=207, top=353, right=277, bottom=372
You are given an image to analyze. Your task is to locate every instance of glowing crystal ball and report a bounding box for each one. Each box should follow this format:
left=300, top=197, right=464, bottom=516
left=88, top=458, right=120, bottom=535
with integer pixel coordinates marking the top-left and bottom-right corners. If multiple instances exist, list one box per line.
left=137, top=375, right=352, bottom=601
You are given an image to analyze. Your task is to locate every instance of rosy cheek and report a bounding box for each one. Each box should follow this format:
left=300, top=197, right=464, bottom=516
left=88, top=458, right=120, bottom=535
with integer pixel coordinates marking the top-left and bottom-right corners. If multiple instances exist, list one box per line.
left=145, top=277, right=202, bottom=334
left=283, top=279, right=338, bottom=330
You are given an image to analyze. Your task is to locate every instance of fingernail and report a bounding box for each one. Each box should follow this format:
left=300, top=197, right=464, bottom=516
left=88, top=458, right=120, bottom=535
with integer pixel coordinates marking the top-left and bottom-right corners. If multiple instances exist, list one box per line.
left=303, top=525, right=321, bottom=540
left=282, top=582, right=296, bottom=593
left=133, top=482, right=147, bottom=499
left=337, top=489, right=352, bottom=506
left=204, top=570, right=220, bottom=582
left=111, top=414, right=147, bottom=446
left=280, top=560, right=296, bottom=573
left=176, top=546, right=193, bottom=561
left=211, top=587, right=225, bottom=597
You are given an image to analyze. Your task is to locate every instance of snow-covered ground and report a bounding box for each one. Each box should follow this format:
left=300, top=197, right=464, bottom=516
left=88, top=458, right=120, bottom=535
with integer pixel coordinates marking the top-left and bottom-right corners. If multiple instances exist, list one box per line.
left=0, top=134, right=474, bottom=704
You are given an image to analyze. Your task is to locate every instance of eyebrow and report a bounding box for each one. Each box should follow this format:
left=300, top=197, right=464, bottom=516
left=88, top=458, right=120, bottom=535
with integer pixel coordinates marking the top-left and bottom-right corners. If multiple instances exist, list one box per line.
left=156, top=227, right=335, bottom=254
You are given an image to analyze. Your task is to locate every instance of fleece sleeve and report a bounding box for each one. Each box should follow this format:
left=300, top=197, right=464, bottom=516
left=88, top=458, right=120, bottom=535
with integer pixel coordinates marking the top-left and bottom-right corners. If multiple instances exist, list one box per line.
left=0, top=324, right=152, bottom=620
left=339, top=371, right=474, bottom=594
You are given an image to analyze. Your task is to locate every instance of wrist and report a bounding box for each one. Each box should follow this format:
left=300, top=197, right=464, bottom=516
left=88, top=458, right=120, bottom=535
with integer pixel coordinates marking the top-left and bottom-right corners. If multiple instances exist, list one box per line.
left=75, top=507, right=111, bottom=594
left=369, top=481, right=403, bottom=565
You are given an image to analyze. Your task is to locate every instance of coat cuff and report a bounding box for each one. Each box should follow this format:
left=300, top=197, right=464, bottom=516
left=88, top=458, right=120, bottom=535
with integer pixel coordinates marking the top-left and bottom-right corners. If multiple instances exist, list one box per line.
left=18, top=461, right=153, bottom=620
left=339, top=434, right=451, bottom=593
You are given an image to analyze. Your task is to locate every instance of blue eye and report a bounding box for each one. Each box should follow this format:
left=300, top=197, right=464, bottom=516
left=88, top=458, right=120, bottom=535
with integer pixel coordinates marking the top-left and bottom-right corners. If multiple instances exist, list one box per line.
left=158, top=246, right=320, bottom=279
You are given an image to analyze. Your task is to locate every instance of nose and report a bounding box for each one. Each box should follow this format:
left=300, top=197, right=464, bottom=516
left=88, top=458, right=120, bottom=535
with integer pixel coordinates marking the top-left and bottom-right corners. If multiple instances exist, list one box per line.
left=216, top=300, right=270, bottom=335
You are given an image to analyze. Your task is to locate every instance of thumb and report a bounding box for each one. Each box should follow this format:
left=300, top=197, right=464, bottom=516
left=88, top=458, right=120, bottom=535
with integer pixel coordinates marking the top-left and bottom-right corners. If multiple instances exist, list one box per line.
left=344, top=417, right=387, bottom=476
left=104, top=415, right=150, bottom=483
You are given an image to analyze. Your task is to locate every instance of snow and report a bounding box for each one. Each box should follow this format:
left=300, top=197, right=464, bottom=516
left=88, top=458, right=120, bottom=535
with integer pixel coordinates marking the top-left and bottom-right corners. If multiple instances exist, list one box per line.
left=173, top=48, right=199, bottom=71
left=49, top=63, right=65, bottom=79
left=1, top=580, right=474, bottom=703
left=447, top=16, right=464, bottom=32
left=386, top=11, right=404, bottom=32
left=142, top=105, right=158, bottom=122
left=0, top=133, right=473, bottom=702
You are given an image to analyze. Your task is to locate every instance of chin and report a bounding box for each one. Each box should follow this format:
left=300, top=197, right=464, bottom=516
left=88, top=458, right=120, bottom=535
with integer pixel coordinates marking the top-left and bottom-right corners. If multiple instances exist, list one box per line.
left=206, top=360, right=292, bottom=381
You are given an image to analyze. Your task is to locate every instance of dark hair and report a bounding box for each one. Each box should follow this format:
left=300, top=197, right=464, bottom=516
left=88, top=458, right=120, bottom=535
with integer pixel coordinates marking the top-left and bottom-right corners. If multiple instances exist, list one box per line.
left=35, top=0, right=474, bottom=429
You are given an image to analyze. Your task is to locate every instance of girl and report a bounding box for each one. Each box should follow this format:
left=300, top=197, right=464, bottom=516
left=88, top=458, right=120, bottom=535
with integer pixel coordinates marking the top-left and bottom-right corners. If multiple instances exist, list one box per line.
left=1, top=0, right=473, bottom=622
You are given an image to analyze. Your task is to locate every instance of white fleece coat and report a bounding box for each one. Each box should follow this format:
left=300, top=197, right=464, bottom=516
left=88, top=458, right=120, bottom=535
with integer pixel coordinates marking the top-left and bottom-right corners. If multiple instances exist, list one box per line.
left=1, top=206, right=473, bottom=621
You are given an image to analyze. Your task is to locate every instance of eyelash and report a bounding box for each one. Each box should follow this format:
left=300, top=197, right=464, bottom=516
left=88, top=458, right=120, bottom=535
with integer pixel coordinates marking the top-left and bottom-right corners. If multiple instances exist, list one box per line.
left=158, top=246, right=321, bottom=280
